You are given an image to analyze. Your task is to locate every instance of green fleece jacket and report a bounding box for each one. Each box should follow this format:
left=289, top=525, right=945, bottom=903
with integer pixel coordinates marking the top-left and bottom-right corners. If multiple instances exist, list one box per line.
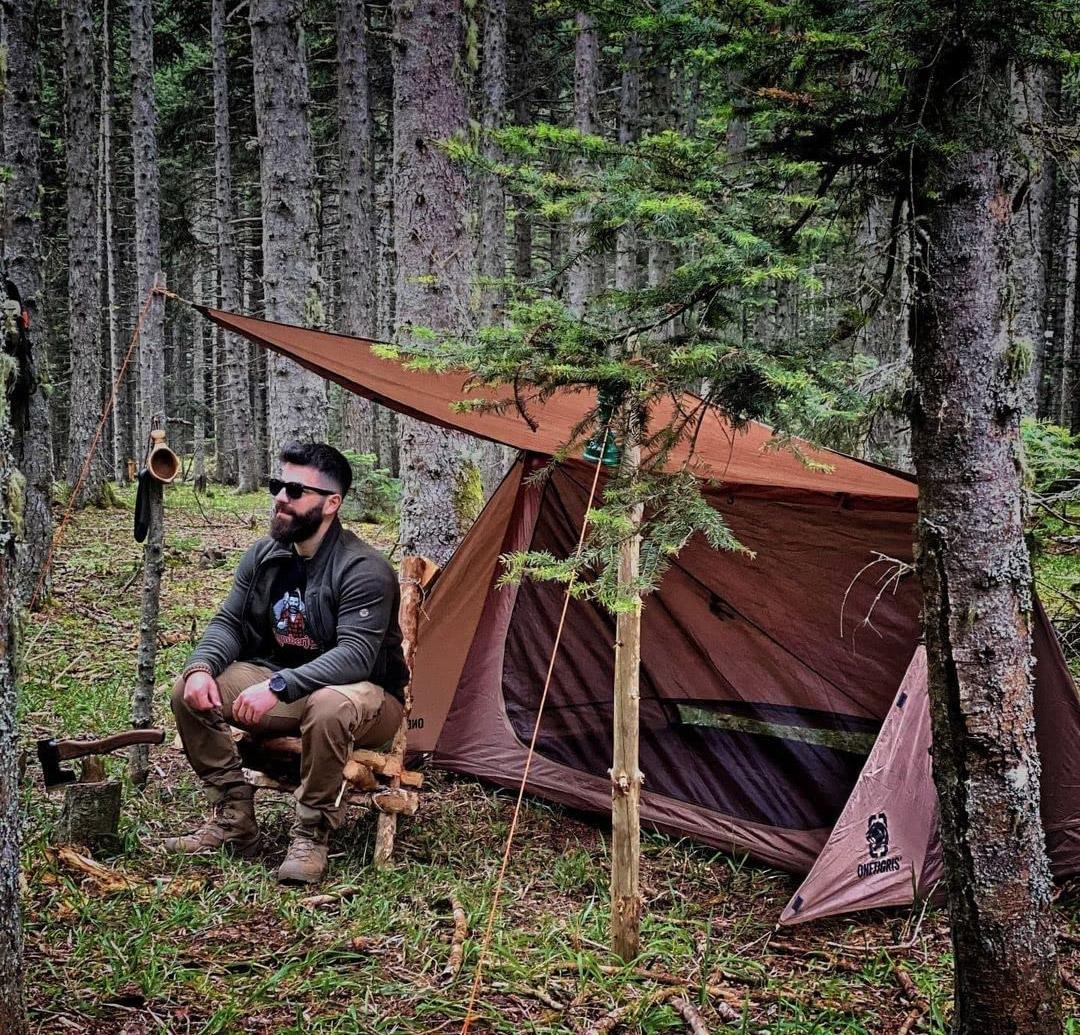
left=183, top=519, right=408, bottom=703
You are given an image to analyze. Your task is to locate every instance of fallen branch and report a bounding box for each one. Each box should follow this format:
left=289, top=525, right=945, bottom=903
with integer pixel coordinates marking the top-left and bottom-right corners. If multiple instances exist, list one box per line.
left=299, top=885, right=363, bottom=909
left=897, top=1006, right=924, bottom=1035
left=670, top=996, right=712, bottom=1035
left=582, top=1002, right=630, bottom=1035
left=442, top=896, right=467, bottom=982
left=893, top=963, right=921, bottom=1002
left=549, top=962, right=751, bottom=1006
left=1062, top=968, right=1080, bottom=996
left=490, top=981, right=566, bottom=1011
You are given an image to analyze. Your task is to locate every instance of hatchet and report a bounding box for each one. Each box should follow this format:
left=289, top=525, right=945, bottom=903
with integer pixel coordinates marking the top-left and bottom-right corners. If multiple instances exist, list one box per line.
left=37, top=729, right=166, bottom=788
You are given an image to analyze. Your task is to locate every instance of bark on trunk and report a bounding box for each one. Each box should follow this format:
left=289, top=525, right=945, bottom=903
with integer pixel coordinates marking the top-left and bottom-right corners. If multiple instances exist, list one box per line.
left=192, top=267, right=207, bottom=491
left=132, top=474, right=163, bottom=787
left=0, top=331, right=27, bottom=1033
left=212, top=0, right=257, bottom=491
left=511, top=25, right=533, bottom=283
left=101, top=0, right=128, bottom=483
left=1009, top=64, right=1055, bottom=416
left=337, top=0, right=377, bottom=457
left=0, top=5, right=31, bottom=1024
left=131, top=0, right=165, bottom=448
left=373, top=154, right=399, bottom=473
left=909, top=36, right=1061, bottom=1035
left=567, top=10, right=598, bottom=316
left=392, top=0, right=478, bottom=564
left=856, top=196, right=913, bottom=469
left=615, top=35, right=641, bottom=295
left=63, top=0, right=104, bottom=504
left=250, top=0, right=327, bottom=458
left=477, top=0, right=508, bottom=323
left=610, top=437, right=643, bottom=962
left=129, top=0, right=166, bottom=783
left=3, top=0, right=55, bottom=606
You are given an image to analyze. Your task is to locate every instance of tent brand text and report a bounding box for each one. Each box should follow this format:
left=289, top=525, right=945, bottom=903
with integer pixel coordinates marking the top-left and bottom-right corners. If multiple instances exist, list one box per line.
left=856, top=856, right=902, bottom=878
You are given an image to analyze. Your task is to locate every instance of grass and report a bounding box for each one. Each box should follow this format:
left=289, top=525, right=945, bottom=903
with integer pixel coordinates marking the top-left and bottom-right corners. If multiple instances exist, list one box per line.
left=19, top=481, right=1080, bottom=1033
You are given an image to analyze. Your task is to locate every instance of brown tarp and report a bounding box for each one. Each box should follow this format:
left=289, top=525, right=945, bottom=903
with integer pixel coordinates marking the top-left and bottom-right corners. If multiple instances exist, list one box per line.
left=199, top=307, right=918, bottom=505
left=200, top=306, right=1080, bottom=918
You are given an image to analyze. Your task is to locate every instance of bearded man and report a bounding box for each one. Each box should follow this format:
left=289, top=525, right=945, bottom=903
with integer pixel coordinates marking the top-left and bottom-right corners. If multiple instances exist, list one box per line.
left=165, top=441, right=408, bottom=883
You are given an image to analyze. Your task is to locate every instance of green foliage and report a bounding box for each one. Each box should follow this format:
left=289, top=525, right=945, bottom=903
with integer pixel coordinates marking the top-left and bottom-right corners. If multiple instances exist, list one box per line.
left=1021, top=417, right=1080, bottom=550
left=339, top=451, right=401, bottom=525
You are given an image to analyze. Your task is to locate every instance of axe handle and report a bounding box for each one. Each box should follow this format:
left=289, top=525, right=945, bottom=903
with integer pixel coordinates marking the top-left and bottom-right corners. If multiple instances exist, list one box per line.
left=54, top=729, right=166, bottom=762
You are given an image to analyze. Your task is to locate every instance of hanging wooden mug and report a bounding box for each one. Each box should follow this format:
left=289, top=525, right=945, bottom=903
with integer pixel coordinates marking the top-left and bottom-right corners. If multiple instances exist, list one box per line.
left=146, top=429, right=180, bottom=484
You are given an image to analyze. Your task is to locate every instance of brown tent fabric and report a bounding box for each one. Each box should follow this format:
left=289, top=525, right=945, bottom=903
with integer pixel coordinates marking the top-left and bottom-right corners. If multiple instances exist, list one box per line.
left=781, top=610, right=1080, bottom=923
left=199, top=305, right=1080, bottom=920
left=779, top=648, right=944, bottom=924
left=199, top=306, right=918, bottom=505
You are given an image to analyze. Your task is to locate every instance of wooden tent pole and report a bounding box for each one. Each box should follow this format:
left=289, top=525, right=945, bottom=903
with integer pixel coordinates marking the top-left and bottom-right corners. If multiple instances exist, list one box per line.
left=373, top=554, right=425, bottom=867
left=611, top=435, right=643, bottom=961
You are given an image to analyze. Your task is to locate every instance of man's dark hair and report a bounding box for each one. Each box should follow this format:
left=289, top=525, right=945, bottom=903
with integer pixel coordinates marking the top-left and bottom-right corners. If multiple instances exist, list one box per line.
left=279, top=441, right=353, bottom=496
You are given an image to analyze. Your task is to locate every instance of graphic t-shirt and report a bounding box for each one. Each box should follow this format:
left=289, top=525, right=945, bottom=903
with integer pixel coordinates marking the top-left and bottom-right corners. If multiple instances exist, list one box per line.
left=267, top=552, right=323, bottom=670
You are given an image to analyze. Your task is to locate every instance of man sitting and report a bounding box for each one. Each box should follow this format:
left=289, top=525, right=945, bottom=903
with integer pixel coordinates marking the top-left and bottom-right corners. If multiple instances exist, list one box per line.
left=165, top=441, right=408, bottom=884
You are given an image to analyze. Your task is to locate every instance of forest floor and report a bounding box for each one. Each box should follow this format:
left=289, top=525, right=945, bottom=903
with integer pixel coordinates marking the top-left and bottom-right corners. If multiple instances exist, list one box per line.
left=19, top=483, right=1080, bottom=1034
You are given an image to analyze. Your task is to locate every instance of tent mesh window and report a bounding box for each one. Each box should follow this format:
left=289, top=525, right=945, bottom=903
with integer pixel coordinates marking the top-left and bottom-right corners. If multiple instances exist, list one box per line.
left=500, top=468, right=906, bottom=832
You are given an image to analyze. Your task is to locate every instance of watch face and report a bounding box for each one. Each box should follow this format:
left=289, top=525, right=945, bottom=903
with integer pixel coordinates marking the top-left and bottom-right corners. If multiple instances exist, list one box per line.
left=269, top=674, right=286, bottom=694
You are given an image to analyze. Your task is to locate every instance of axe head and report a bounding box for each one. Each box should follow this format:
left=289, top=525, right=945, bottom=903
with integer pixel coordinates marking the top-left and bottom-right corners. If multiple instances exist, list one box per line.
left=37, top=739, right=75, bottom=788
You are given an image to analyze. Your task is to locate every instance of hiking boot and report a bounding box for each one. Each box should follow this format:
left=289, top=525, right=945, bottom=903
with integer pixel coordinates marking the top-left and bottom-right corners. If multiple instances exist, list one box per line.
left=277, top=803, right=330, bottom=885
left=163, top=784, right=260, bottom=857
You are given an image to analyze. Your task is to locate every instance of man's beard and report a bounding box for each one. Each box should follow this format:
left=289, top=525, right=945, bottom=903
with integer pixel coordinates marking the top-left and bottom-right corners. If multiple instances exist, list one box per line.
left=270, top=502, right=325, bottom=545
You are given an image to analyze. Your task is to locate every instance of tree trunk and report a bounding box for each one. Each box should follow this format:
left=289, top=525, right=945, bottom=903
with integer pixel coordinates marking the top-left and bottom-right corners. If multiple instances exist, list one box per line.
left=101, top=0, right=128, bottom=484
left=63, top=0, right=104, bottom=505
left=338, top=0, right=377, bottom=458
left=192, top=267, right=207, bottom=491
left=477, top=0, right=508, bottom=324
left=567, top=10, right=598, bottom=316
left=129, top=0, right=166, bottom=784
left=373, top=151, right=399, bottom=474
left=250, top=0, right=327, bottom=459
left=392, top=0, right=478, bottom=565
left=855, top=196, right=913, bottom=469
left=1009, top=64, right=1055, bottom=417
left=132, top=473, right=164, bottom=788
left=1045, top=171, right=1078, bottom=425
left=0, top=4, right=32, bottom=1023
left=0, top=310, right=27, bottom=1035
left=647, top=60, right=677, bottom=335
left=909, top=35, right=1061, bottom=1035
left=2, top=0, right=54, bottom=607
left=615, top=35, right=641, bottom=295
left=508, top=1, right=534, bottom=282
left=610, top=436, right=643, bottom=961
left=211, top=0, right=257, bottom=491
left=130, top=0, right=165, bottom=449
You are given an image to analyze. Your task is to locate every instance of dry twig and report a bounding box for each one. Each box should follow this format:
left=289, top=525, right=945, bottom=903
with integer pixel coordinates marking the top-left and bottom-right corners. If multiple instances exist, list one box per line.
left=670, top=996, right=712, bottom=1035
left=442, top=896, right=467, bottom=982
left=893, top=963, right=920, bottom=1002
left=299, top=886, right=363, bottom=909
left=897, top=1006, right=924, bottom=1035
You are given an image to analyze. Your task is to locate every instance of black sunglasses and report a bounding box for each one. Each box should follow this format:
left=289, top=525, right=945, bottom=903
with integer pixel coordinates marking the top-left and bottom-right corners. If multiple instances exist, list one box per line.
left=268, top=478, right=339, bottom=500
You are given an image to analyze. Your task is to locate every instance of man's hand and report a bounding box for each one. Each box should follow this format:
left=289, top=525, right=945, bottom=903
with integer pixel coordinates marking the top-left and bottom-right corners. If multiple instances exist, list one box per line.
left=183, top=670, right=222, bottom=712
left=232, top=682, right=280, bottom=727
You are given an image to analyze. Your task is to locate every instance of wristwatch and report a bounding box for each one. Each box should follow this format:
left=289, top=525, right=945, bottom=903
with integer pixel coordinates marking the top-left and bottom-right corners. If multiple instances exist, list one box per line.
left=268, top=673, right=288, bottom=699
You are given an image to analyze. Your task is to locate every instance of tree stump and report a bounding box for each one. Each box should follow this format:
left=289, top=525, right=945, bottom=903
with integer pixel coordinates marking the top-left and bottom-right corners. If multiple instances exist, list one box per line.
left=58, top=781, right=122, bottom=852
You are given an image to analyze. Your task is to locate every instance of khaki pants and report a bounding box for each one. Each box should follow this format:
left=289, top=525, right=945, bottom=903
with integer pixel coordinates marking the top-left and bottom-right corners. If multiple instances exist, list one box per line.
left=170, top=661, right=404, bottom=827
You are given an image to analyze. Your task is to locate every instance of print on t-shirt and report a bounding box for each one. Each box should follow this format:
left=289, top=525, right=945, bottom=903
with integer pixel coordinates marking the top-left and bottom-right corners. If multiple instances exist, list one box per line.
left=272, top=588, right=319, bottom=651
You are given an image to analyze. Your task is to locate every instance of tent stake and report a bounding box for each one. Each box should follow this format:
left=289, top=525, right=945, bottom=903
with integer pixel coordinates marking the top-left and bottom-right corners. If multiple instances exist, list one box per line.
left=611, top=436, right=643, bottom=961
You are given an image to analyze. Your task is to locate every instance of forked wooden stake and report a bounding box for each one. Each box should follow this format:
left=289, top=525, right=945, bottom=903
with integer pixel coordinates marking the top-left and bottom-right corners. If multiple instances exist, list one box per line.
left=611, top=437, right=644, bottom=961
left=373, top=555, right=427, bottom=866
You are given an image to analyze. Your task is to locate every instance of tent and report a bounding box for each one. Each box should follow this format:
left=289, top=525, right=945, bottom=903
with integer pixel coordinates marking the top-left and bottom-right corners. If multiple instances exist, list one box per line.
left=201, top=307, right=1080, bottom=923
